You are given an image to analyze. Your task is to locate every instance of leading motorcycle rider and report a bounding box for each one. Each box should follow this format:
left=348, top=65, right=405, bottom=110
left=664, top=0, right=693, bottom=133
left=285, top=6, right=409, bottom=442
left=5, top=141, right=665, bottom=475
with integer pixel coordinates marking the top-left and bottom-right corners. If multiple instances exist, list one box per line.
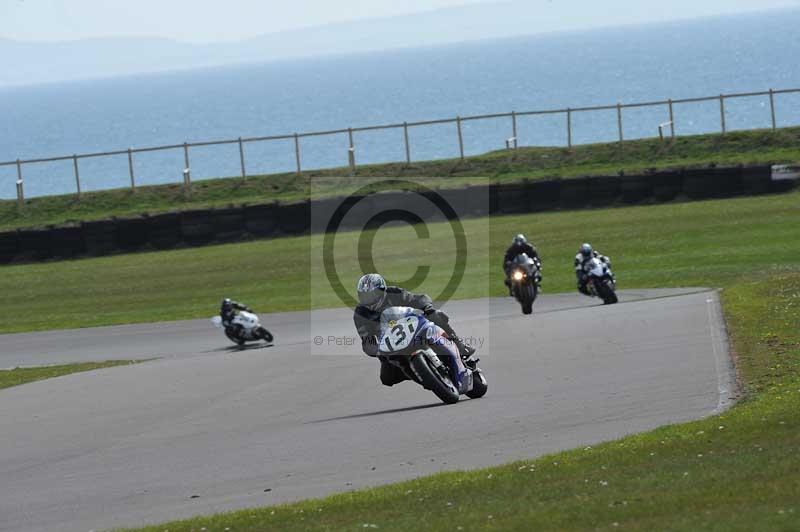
left=574, top=243, right=613, bottom=296
left=503, top=234, right=542, bottom=295
left=220, top=298, right=252, bottom=340
left=353, top=273, right=477, bottom=387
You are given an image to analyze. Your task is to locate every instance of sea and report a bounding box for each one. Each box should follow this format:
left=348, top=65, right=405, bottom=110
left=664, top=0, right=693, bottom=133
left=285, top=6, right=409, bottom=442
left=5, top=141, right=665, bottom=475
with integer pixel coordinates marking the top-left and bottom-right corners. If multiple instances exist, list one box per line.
left=1, top=9, right=800, bottom=199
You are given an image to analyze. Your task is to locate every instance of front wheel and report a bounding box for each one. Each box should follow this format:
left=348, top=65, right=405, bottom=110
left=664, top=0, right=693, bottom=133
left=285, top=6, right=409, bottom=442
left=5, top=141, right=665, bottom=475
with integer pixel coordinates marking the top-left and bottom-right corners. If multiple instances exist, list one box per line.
left=466, top=370, right=488, bottom=399
left=520, top=283, right=536, bottom=315
left=257, top=327, right=274, bottom=343
left=597, top=282, right=618, bottom=305
left=411, top=353, right=460, bottom=405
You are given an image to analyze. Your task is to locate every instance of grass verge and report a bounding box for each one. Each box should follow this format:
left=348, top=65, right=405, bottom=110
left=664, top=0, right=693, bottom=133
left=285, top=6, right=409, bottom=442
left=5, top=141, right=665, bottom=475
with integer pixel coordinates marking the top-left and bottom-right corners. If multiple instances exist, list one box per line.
left=120, top=274, right=800, bottom=531
left=1, top=188, right=797, bottom=334
left=0, top=360, right=141, bottom=390
left=2, top=126, right=799, bottom=231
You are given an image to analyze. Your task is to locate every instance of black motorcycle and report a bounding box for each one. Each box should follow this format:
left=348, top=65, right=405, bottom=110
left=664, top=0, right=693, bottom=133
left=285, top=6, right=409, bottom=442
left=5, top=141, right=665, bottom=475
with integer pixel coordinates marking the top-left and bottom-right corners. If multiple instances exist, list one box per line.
left=508, top=253, right=541, bottom=315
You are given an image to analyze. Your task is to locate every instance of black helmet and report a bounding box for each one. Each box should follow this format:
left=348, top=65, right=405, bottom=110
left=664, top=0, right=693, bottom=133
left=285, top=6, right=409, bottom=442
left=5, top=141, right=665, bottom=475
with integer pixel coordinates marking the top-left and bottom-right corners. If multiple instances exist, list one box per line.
left=221, top=298, right=233, bottom=311
left=513, top=234, right=528, bottom=246
left=580, top=243, right=593, bottom=259
left=357, top=273, right=387, bottom=311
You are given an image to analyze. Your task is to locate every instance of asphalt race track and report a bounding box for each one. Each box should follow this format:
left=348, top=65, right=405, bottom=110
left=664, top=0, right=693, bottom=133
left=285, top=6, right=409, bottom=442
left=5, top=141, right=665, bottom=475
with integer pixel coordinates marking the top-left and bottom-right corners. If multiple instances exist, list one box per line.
left=0, top=289, right=736, bottom=532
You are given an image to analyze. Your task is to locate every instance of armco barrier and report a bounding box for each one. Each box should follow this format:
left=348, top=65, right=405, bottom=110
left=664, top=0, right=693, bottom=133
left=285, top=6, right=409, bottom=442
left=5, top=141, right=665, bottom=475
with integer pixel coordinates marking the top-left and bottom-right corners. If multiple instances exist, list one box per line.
left=525, top=179, right=562, bottom=211
left=0, top=165, right=790, bottom=264
left=741, top=165, right=773, bottom=194
left=619, top=174, right=653, bottom=203
left=244, top=203, right=280, bottom=237
left=82, top=219, right=118, bottom=256
left=559, top=177, right=592, bottom=208
left=587, top=176, right=621, bottom=207
left=492, top=183, right=531, bottom=215
left=50, top=226, right=84, bottom=258
left=115, top=217, right=150, bottom=251
left=276, top=201, right=310, bottom=235
left=180, top=209, right=216, bottom=245
left=650, top=171, right=683, bottom=202
left=209, top=208, right=246, bottom=242
left=0, top=231, right=19, bottom=264
left=148, top=212, right=183, bottom=249
left=17, top=228, right=53, bottom=261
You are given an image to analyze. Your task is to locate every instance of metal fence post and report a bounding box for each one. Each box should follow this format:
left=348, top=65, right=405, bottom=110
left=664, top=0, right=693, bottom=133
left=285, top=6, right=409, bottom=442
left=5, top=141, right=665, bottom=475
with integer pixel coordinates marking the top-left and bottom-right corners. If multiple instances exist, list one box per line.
left=182, top=143, right=192, bottom=192
left=567, top=108, right=573, bottom=150
left=294, top=133, right=302, bottom=175
left=511, top=111, right=518, bottom=150
left=15, top=159, right=24, bottom=209
left=769, top=89, right=777, bottom=131
left=719, top=94, right=726, bottom=134
left=617, top=103, right=624, bottom=148
left=456, top=116, right=465, bottom=161
left=183, top=142, right=191, bottom=177
left=347, top=128, right=356, bottom=174
left=403, top=122, right=411, bottom=166
left=238, top=137, right=247, bottom=179
left=127, top=148, right=136, bottom=191
left=668, top=99, right=675, bottom=138
left=72, top=155, right=82, bottom=198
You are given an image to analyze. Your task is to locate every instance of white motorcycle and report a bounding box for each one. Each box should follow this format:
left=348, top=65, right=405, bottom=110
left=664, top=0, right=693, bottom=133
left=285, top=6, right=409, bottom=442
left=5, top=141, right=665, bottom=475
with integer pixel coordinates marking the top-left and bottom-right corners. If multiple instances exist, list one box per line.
left=583, top=257, right=618, bottom=305
left=376, top=306, right=488, bottom=404
left=211, top=311, right=274, bottom=346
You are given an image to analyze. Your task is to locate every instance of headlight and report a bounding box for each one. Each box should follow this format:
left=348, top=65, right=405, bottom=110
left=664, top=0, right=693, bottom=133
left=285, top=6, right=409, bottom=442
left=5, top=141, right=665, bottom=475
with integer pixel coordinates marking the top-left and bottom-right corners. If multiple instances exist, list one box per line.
left=512, top=271, right=524, bottom=281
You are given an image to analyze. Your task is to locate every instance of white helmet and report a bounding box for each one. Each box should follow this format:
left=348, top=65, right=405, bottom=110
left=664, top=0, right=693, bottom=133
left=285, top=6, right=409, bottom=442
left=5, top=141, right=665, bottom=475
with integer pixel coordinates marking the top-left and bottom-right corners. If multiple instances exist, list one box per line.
left=357, top=273, right=387, bottom=311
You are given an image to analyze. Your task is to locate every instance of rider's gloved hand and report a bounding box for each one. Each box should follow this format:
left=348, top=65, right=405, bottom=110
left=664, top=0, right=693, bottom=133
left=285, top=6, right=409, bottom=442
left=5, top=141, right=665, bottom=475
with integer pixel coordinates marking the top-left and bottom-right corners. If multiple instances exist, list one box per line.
left=424, top=305, right=449, bottom=324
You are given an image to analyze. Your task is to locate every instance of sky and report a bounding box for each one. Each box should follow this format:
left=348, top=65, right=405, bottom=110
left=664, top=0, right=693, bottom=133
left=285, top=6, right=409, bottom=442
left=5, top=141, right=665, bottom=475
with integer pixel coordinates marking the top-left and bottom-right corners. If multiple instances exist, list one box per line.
left=1, top=0, right=799, bottom=43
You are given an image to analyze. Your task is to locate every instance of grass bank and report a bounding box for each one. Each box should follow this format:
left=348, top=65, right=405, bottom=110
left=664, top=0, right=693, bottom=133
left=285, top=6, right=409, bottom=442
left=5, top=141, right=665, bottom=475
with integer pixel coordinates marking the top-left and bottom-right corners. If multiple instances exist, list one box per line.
left=2, top=127, right=799, bottom=231
left=0, top=360, right=140, bottom=390
left=0, top=188, right=797, bottom=334
left=121, top=273, right=800, bottom=532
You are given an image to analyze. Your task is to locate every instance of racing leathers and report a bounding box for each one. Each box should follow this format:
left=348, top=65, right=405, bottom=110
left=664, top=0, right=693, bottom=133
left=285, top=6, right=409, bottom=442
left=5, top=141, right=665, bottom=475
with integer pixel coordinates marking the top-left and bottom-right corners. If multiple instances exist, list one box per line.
left=221, top=300, right=251, bottom=340
left=353, top=287, right=474, bottom=387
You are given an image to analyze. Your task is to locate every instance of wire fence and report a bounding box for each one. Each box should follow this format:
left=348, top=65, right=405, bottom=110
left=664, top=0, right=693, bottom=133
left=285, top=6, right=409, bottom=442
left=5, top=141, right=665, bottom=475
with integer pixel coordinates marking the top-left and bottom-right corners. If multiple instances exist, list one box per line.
left=2, top=87, right=798, bottom=205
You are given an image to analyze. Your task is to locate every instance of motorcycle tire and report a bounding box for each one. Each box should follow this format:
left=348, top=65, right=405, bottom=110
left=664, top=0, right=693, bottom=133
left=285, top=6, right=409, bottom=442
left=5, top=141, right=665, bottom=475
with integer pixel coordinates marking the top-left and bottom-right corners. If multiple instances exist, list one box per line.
left=226, top=330, right=246, bottom=346
left=257, top=327, right=274, bottom=343
left=411, top=353, right=460, bottom=405
left=521, top=284, right=536, bottom=315
left=466, top=369, right=488, bottom=399
left=597, top=282, right=618, bottom=305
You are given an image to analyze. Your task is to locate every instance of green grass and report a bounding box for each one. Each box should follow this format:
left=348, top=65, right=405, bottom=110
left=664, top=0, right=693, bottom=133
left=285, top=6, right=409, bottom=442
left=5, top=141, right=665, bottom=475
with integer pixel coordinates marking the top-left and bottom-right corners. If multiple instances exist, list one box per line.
left=0, top=188, right=797, bottom=334
left=120, top=273, right=800, bottom=532
left=2, top=126, right=799, bottom=231
left=0, top=360, right=140, bottom=390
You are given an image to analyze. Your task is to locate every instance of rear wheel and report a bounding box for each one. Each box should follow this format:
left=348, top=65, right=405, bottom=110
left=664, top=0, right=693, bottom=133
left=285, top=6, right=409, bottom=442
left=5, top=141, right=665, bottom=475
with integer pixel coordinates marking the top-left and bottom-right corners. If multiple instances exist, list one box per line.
left=225, top=329, right=246, bottom=346
left=410, top=353, right=460, bottom=404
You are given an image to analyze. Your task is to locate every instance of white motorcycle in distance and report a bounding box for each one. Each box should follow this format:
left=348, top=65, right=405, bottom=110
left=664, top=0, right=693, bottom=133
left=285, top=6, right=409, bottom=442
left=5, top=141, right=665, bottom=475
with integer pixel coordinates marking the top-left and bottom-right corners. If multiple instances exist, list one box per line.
left=583, top=257, right=618, bottom=305
left=211, top=311, right=274, bottom=346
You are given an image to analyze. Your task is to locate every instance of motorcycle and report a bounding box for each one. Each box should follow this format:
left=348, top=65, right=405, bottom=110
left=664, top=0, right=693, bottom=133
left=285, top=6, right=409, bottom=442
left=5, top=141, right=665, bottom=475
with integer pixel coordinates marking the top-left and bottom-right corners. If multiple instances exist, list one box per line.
left=211, top=311, right=274, bottom=346
left=377, top=306, right=488, bottom=404
left=508, top=253, right=541, bottom=315
left=583, top=257, right=618, bottom=305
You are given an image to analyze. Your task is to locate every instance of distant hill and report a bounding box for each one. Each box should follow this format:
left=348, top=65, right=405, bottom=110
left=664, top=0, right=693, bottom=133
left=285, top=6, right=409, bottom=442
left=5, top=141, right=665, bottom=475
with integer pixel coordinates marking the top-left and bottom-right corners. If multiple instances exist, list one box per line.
left=1, top=0, right=797, bottom=87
